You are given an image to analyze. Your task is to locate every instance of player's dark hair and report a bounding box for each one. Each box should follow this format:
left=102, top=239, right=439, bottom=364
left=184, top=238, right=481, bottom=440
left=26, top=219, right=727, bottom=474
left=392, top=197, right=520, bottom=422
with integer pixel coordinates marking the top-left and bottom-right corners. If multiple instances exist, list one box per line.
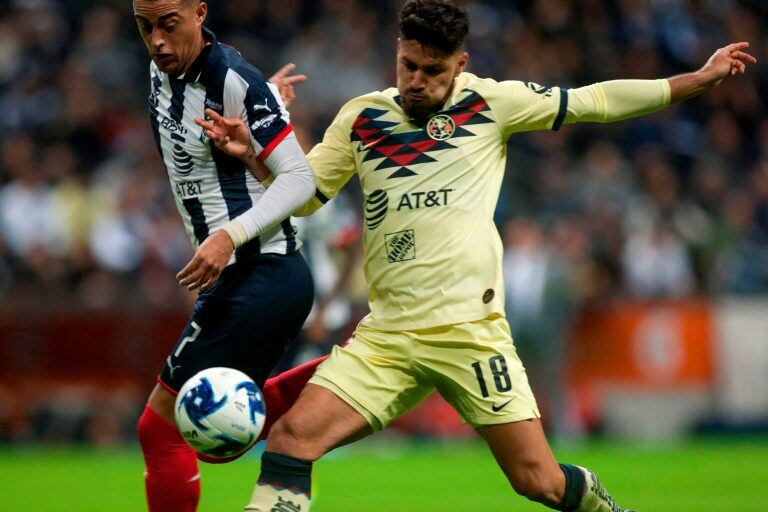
left=399, top=0, right=469, bottom=55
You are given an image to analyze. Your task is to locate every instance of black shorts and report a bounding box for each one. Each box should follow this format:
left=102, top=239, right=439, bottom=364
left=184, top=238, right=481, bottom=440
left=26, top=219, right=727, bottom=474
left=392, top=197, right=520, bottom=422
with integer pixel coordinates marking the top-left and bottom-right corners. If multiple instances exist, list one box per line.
left=158, top=250, right=314, bottom=394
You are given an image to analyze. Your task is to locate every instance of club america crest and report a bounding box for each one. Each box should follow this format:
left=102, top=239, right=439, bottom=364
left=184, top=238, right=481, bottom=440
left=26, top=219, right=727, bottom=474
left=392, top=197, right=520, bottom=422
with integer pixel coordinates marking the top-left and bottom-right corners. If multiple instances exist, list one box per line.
left=427, top=114, right=456, bottom=141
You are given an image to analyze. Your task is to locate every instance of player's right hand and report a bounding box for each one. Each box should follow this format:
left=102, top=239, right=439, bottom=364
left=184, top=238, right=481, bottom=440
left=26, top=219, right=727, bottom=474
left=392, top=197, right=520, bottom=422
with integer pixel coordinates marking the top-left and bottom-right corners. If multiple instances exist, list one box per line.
left=176, top=230, right=235, bottom=292
left=699, top=42, right=756, bottom=86
left=195, top=108, right=251, bottom=159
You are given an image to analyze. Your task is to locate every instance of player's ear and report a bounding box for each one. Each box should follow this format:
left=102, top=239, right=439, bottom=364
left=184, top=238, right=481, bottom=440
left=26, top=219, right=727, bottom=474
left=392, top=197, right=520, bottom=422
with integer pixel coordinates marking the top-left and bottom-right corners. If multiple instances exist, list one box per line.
left=196, top=1, right=208, bottom=25
left=456, top=51, right=469, bottom=76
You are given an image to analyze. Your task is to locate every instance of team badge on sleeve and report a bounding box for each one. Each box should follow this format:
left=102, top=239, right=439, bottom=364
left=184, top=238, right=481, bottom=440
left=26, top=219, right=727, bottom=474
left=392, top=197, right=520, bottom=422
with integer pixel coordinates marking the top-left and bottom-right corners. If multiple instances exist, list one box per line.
left=524, top=81, right=554, bottom=97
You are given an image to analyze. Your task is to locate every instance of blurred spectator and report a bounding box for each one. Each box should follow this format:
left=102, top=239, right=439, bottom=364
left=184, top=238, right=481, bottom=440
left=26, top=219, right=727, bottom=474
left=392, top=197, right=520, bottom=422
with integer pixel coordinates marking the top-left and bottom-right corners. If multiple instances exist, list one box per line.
left=0, top=0, right=764, bottom=303
left=503, top=218, right=579, bottom=437
left=622, top=219, right=695, bottom=298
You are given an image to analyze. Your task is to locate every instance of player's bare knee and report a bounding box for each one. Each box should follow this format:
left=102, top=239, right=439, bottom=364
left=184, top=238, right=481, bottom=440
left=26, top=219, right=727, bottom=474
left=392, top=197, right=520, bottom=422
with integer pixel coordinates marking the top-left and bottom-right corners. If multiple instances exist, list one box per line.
left=267, top=414, right=327, bottom=462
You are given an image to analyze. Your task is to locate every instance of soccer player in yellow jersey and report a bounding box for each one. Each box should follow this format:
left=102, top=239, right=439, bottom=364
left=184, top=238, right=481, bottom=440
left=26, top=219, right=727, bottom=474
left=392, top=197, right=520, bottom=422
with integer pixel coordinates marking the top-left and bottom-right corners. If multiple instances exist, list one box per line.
left=196, top=1, right=755, bottom=510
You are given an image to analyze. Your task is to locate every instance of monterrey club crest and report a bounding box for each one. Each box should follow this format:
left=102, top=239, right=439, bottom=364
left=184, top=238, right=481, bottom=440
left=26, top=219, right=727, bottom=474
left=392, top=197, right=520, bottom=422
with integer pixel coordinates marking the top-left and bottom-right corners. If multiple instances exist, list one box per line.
left=427, top=114, right=456, bottom=141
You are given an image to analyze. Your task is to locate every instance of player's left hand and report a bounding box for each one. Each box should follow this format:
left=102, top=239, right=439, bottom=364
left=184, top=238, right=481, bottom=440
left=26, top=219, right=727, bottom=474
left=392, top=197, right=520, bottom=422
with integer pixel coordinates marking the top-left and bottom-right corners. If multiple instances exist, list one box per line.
left=700, top=42, right=757, bottom=86
left=269, top=63, right=307, bottom=108
left=176, top=230, right=235, bottom=292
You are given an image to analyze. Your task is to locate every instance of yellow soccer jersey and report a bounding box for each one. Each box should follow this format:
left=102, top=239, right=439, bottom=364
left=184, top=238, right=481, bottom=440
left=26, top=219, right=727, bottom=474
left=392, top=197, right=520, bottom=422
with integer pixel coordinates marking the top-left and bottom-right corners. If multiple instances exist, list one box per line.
left=299, top=73, right=575, bottom=330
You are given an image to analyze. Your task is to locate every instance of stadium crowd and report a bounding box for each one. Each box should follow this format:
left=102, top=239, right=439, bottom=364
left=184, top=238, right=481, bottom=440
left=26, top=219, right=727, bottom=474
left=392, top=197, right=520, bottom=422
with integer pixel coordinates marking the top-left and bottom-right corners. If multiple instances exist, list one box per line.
left=0, top=0, right=766, bottom=364
left=0, top=0, right=766, bottom=444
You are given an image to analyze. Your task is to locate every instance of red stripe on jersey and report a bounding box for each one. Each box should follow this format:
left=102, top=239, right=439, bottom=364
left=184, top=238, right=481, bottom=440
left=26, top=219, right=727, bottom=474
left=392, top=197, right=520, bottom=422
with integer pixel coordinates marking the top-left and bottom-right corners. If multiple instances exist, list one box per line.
left=257, top=124, right=294, bottom=162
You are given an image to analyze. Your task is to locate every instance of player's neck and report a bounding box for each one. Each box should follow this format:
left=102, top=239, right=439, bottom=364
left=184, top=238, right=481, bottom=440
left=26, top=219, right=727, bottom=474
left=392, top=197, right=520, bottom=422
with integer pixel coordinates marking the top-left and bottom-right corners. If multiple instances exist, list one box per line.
left=176, top=30, right=208, bottom=78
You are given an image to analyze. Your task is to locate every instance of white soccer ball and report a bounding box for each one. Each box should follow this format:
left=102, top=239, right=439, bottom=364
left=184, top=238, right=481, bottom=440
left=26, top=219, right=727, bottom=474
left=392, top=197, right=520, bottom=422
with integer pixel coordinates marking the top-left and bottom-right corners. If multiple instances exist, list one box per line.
left=175, top=367, right=266, bottom=460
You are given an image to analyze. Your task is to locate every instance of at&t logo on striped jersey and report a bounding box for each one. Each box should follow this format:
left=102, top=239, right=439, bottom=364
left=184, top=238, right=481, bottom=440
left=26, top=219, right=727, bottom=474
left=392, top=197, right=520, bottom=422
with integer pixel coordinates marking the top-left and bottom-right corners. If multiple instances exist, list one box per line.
left=365, top=189, right=388, bottom=230
left=173, top=144, right=194, bottom=176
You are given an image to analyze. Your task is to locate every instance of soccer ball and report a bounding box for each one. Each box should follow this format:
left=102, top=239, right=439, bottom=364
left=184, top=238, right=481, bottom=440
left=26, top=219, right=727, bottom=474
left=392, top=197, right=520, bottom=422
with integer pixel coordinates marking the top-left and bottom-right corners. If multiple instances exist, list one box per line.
left=175, top=367, right=266, bottom=460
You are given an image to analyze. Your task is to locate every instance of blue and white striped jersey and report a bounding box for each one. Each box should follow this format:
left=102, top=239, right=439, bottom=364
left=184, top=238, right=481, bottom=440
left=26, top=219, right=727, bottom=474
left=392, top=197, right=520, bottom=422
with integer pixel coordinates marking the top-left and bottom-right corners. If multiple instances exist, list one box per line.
left=148, top=28, right=298, bottom=262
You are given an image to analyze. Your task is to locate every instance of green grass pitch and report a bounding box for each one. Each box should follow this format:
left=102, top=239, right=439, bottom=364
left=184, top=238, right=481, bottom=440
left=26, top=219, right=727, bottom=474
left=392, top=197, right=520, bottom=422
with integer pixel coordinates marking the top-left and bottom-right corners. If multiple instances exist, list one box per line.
left=1, top=437, right=766, bottom=511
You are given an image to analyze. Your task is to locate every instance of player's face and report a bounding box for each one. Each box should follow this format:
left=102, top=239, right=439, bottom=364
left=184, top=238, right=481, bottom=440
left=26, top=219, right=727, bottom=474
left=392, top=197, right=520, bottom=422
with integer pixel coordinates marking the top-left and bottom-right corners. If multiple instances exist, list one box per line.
left=397, top=39, right=468, bottom=120
left=134, top=0, right=207, bottom=74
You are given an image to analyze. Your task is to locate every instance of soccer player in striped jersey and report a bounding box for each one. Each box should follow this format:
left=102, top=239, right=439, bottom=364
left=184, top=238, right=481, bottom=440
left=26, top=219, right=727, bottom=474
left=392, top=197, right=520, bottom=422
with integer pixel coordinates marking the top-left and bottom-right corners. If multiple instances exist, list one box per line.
left=132, top=1, right=326, bottom=511
left=199, top=1, right=756, bottom=511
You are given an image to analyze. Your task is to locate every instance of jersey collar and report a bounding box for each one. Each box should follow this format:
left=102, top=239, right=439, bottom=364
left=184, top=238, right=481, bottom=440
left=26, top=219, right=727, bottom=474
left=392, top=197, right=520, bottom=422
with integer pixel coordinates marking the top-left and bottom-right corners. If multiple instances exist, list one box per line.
left=177, top=26, right=220, bottom=85
left=394, top=73, right=471, bottom=125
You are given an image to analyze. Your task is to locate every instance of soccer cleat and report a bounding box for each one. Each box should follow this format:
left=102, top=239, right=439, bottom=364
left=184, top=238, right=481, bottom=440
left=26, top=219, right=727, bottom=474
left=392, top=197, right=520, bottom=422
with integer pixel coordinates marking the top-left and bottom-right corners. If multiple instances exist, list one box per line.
left=577, top=466, right=628, bottom=512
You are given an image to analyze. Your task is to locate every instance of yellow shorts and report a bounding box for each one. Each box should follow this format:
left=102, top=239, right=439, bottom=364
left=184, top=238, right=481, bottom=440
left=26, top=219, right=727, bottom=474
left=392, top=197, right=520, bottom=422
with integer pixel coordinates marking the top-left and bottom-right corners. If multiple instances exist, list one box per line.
left=308, top=314, right=540, bottom=431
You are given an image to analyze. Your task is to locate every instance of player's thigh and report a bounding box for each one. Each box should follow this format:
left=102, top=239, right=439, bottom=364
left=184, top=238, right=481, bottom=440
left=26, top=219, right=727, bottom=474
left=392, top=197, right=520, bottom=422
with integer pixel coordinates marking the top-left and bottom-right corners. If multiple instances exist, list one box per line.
left=478, top=419, right=563, bottom=496
left=158, top=252, right=314, bottom=393
left=146, top=383, right=178, bottom=426
left=308, top=326, right=434, bottom=432
left=267, top=383, right=372, bottom=461
left=416, top=315, right=540, bottom=428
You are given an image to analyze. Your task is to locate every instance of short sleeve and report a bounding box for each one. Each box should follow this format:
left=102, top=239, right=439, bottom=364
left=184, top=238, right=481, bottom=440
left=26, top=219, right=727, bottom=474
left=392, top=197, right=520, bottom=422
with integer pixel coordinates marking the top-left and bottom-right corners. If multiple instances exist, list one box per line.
left=306, top=100, right=360, bottom=204
left=488, top=80, right=569, bottom=139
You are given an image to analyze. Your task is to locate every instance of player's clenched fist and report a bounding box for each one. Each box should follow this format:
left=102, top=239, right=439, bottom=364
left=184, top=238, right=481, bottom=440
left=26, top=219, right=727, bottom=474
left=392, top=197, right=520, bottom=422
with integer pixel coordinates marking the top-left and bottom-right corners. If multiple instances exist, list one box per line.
left=176, top=230, right=235, bottom=292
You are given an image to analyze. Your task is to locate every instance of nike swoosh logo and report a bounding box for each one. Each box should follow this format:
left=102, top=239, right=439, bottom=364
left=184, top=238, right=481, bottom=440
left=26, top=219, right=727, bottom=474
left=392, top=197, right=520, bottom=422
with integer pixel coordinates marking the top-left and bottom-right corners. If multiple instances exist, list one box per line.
left=492, top=397, right=517, bottom=412
left=362, top=135, right=388, bottom=150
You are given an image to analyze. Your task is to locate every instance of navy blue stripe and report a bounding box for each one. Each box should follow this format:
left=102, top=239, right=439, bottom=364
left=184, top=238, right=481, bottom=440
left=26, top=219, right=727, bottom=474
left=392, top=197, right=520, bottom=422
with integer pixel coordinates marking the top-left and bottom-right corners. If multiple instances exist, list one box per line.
left=203, top=57, right=254, bottom=224
left=315, top=189, right=330, bottom=204
left=281, top=219, right=296, bottom=252
left=552, top=88, right=568, bottom=131
left=149, top=108, right=162, bottom=154
left=169, top=77, right=209, bottom=243
left=182, top=198, right=209, bottom=243
left=169, top=79, right=186, bottom=123
left=148, top=75, right=163, bottom=153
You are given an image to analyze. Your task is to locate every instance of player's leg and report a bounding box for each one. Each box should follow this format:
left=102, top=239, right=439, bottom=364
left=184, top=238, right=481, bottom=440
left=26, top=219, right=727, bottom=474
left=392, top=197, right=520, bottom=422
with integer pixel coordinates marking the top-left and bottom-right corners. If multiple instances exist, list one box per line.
left=245, top=383, right=372, bottom=511
left=140, top=251, right=314, bottom=509
left=479, top=419, right=564, bottom=505
left=480, top=420, right=630, bottom=511
left=255, top=336, right=351, bottom=443
left=245, top=326, right=433, bottom=511
left=259, top=354, right=329, bottom=442
left=138, top=383, right=201, bottom=512
left=418, top=315, right=633, bottom=512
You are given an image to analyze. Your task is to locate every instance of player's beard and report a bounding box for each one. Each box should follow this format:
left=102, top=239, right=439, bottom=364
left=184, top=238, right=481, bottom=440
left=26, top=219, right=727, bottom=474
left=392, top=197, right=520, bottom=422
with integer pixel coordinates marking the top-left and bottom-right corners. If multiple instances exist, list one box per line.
left=402, top=78, right=456, bottom=123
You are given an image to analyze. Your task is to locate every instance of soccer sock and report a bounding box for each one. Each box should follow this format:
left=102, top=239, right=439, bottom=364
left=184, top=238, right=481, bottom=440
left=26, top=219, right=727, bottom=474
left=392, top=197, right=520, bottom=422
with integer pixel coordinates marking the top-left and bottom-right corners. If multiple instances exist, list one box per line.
left=556, top=463, right=587, bottom=511
left=138, top=405, right=201, bottom=512
left=556, top=464, right=626, bottom=512
left=259, top=356, right=327, bottom=441
left=245, top=451, right=312, bottom=511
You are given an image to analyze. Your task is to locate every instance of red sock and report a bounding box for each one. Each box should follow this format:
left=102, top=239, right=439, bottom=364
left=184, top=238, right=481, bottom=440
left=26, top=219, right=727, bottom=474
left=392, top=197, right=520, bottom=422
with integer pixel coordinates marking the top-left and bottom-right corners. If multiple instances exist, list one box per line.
left=260, top=355, right=327, bottom=440
left=138, top=405, right=201, bottom=512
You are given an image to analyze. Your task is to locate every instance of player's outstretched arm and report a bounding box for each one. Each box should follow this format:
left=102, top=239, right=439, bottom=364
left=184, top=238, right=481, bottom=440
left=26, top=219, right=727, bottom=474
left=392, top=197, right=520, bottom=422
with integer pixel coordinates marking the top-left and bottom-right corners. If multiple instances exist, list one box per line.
left=668, top=42, right=756, bottom=102
left=563, top=42, right=756, bottom=126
